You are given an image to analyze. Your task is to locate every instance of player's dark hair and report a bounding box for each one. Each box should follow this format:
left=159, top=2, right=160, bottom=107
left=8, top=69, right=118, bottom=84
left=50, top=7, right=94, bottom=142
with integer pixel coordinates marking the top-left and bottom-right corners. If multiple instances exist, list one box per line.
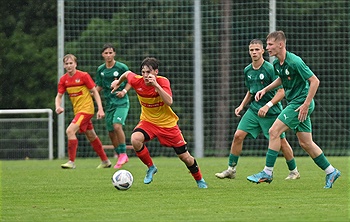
left=140, top=57, right=159, bottom=71
left=101, top=43, right=116, bottom=53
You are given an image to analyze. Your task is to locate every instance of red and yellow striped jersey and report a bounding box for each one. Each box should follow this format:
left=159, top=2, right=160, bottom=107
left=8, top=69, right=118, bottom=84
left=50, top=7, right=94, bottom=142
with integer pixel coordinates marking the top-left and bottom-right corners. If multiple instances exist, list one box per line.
left=58, top=70, right=95, bottom=115
left=127, top=72, right=179, bottom=128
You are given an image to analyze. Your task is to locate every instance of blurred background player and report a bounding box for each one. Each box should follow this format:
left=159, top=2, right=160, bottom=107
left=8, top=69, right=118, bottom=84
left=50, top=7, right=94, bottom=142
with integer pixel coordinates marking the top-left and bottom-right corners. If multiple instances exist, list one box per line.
left=55, top=54, right=111, bottom=169
left=215, top=39, right=299, bottom=180
left=248, top=31, right=340, bottom=188
left=96, top=43, right=131, bottom=169
left=111, top=57, right=208, bottom=188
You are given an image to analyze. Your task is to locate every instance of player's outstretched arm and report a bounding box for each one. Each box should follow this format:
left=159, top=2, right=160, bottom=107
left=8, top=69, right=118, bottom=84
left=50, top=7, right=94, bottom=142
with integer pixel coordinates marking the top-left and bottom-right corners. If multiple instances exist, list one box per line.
left=116, top=83, right=132, bottom=98
left=255, top=77, right=282, bottom=101
left=111, top=71, right=131, bottom=93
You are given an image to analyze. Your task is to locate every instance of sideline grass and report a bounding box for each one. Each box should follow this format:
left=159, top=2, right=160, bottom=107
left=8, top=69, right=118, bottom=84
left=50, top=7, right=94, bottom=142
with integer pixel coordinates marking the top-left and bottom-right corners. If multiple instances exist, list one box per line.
left=1, top=156, right=349, bottom=221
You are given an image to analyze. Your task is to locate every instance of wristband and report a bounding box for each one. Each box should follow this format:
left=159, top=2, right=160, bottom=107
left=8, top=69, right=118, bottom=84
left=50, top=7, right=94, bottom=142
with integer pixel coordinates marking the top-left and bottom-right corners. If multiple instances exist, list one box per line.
left=122, top=89, right=127, bottom=94
left=266, top=101, right=273, bottom=108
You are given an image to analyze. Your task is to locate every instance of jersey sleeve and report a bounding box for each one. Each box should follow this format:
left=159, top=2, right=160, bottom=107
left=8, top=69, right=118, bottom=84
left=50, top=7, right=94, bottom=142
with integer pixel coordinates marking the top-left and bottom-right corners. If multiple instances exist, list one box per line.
left=295, top=57, right=314, bottom=81
left=157, top=77, right=172, bottom=96
left=95, top=67, right=102, bottom=87
left=126, top=72, right=137, bottom=87
left=267, top=64, right=283, bottom=89
left=120, top=63, right=129, bottom=73
left=57, top=75, right=66, bottom=94
left=83, top=72, right=96, bottom=90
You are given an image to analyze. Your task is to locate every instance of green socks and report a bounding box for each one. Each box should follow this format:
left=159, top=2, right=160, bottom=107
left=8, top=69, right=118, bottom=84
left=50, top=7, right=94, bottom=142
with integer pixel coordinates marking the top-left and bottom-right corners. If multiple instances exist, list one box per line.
left=114, top=144, right=127, bottom=155
left=228, top=153, right=239, bottom=167
left=286, top=158, right=297, bottom=171
left=313, top=153, right=330, bottom=170
left=266, top=148, right=279, bottom=167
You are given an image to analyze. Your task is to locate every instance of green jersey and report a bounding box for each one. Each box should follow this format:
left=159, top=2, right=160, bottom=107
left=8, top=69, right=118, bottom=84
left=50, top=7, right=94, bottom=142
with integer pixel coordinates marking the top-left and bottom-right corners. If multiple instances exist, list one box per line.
left=272, top=51, right=314, bottom=104
left=96, top=61, right=129, bottom=110
left=244, top=60, right=283, bottom=117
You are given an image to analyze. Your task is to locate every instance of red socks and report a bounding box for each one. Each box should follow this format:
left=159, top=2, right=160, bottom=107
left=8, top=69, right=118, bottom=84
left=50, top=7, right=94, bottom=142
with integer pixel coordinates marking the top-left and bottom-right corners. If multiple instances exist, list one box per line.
left=91, top=137, right=108, bottom=161
left=136, top=145, right=153, bottom=167
left=67, top=139, right=78, bottom=162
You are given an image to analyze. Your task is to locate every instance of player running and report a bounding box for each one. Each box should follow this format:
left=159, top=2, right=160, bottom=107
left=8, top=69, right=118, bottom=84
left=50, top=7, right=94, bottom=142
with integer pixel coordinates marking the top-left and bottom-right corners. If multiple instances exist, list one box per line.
left=111, top=57, right=208, bottom=188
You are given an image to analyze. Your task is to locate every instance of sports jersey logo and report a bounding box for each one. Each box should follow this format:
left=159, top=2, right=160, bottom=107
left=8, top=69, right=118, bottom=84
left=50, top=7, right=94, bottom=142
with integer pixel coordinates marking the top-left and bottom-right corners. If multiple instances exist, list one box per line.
left=259, top=74, right=264, bottom=80
left=113, top=71, right=119, bottom=77
left=75, top=79, right=81, bottom=83
left=140, top=101, right=164, bottom=108
left=285, top=69, right=291, bottom=80
left=101, top=72, right=104, bottom=76
left=69, top=91, right=83, bottom=97
left=248, top=75, right=252, bottom=79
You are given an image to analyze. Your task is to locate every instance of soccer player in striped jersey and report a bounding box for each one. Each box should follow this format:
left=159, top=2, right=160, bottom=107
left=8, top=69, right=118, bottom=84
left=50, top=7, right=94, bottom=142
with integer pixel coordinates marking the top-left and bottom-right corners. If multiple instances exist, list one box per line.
left=248, top=31, right=341, bottom=188
left=215, top=39, right=299, bottom=180
left=55, top=54, right=111, bottom=169
left=111, top=57, right=207, bottom=188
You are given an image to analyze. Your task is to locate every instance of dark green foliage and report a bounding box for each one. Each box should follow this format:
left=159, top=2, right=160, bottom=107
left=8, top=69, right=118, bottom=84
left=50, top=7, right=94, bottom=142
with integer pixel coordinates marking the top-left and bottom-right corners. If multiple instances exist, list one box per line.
left=0, top=0, right=57, bottom=109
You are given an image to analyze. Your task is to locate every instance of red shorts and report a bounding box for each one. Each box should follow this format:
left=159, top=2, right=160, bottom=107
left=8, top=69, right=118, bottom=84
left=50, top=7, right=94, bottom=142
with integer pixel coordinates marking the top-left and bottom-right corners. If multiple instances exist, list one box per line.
left=72, top=113, right=94, bottom=133
left=134, top=120, right=187, bottom=148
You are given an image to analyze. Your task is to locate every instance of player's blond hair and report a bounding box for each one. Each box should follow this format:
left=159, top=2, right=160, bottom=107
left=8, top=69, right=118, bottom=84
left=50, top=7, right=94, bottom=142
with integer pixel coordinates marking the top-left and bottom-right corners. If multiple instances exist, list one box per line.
left=266, top=31, right=286, bottom=43
left=63, top=54, right=77, bottom=63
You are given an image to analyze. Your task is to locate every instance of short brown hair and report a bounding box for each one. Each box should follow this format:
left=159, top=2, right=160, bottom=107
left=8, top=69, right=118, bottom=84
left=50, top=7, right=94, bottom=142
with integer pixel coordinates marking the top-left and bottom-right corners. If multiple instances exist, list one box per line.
left=140, top=57, right=159, bottom=71
left=249, top=39, right=264, bottom=46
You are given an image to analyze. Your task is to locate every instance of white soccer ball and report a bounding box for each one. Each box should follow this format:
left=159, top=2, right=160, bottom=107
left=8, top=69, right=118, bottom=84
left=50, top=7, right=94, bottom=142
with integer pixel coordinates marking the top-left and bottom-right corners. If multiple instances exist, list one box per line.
left=111, top=170, right=133, bottom=190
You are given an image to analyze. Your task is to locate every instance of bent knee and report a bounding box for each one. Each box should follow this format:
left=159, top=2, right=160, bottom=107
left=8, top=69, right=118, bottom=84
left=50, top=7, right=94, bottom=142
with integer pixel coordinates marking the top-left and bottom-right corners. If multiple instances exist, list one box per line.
left=298, top=140, right=314, bottom=150
left=233, top=130, right=246, bottom=142
left=113, top=123, right=123, bottom=131
left=268, top=127, right=282, bottom=139
left=130, top=132, right=144, bottom=150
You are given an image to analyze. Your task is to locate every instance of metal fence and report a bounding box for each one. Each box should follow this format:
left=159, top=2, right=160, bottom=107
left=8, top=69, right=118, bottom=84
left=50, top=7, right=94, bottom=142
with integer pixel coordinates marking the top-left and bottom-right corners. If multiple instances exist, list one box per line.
left=57, top=0, right=349, bottom=159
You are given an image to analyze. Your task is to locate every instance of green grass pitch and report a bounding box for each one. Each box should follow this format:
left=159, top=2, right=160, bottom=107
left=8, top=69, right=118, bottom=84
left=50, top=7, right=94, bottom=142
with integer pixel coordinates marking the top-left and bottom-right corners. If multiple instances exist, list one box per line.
left=1, top=156, right=349, bottom=221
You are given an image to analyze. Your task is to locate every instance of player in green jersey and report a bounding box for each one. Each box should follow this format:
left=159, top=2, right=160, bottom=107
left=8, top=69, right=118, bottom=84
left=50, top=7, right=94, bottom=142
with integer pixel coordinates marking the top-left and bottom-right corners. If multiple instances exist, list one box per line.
left=215, top=39, right=299, bottom=180
left=247, top=31, right=341, bottom=188
left=96, top=43, right=131, bottom=169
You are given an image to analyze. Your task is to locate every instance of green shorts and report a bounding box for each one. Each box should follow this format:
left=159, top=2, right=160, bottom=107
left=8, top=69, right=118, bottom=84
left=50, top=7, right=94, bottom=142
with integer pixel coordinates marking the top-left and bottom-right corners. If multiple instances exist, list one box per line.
left=277, top=100, right=314, bottom=133
left=105, top=106, right=130, bottom=132
left=237, top=108, right=285, bottom=139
